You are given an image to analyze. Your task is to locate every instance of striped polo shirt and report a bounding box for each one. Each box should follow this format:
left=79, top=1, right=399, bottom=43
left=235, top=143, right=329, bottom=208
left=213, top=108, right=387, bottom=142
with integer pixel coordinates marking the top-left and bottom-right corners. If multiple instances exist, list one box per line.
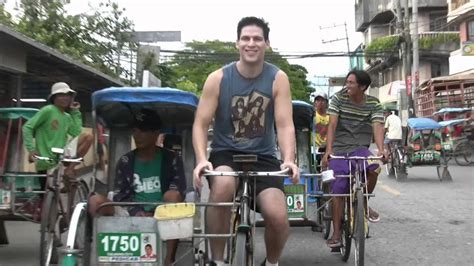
left=328, top=89, right=384, bottom=153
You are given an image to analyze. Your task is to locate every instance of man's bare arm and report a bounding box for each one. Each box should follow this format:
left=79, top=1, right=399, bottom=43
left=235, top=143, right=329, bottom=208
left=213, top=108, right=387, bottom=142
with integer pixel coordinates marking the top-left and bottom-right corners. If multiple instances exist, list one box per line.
left=192, top=70, right=222, bottom=187
left=373, top=122, right=385, bottom=153
left=274, top=71, right=294, bottom=163
left=193, top=70, right=222, bottom=162
left=274, top=71, right=299, bottom=180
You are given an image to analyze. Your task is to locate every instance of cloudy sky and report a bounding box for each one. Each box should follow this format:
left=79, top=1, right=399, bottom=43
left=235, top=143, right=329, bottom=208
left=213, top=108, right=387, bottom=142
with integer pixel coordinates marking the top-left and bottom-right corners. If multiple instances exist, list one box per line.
left=5, top=0, right=362, bottom=85
left=67, top=0, right=362, bottom=79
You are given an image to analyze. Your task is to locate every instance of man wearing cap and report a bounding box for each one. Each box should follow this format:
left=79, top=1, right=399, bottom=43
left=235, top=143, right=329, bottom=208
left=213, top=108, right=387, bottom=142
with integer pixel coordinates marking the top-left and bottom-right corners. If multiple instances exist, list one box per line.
left=87, top=109, right=185, bottom=266
left=311, top=91, right=329, bottom=169
left=23, top=82, right=83, bottom=183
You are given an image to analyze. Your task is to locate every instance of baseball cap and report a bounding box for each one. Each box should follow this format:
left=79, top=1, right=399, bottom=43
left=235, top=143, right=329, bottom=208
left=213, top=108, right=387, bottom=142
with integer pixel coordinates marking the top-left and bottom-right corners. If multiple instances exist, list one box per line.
left=48, top=82, right=76, bottom=101
left=310, top=91, right=328, bottom=102
left=133, top=108, right=162, bottom=131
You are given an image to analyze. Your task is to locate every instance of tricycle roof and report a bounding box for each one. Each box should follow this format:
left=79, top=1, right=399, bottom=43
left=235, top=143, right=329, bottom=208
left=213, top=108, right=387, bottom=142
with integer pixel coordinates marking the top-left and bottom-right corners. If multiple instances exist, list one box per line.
left=407, top=118, right=442, bottom=130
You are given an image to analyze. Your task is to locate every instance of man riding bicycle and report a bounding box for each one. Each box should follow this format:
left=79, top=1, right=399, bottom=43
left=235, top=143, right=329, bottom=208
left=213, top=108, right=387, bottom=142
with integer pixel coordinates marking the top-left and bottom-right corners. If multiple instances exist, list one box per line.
left=192, top=17, right=299, bottom=266
left=384, top=109, right=402, bottom=147
left=322, top=70, right=387, bottom=248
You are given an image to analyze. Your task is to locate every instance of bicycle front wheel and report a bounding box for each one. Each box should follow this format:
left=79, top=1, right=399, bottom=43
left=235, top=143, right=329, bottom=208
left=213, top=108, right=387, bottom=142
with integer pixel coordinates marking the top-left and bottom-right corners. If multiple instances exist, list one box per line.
left=322, top=200, right=332, bottom=240
left=454, top=141, right=473, bottom=166
left=353, top=190, right=365, bottom=266
left=234, top=231, right=252, bottom=266
left=40, top=191, right=59, bottom=266
left=340, top=199, right=351, bottom=262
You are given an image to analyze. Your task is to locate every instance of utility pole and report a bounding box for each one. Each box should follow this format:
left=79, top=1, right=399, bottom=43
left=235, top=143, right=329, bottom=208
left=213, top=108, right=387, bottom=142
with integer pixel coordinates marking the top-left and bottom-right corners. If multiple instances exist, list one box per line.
left=411, top=0, right=419, bottom=115
left=403, top=0, right=413, bottom=114
left=321, top=23, right=352, bottom=70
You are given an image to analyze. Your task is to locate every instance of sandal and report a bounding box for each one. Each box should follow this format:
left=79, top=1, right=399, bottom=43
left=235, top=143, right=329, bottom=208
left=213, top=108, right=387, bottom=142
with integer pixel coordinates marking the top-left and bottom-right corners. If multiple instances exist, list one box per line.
left=326, top=238, right=342, bottom=248
left=368, top=207, right=380, bottom=223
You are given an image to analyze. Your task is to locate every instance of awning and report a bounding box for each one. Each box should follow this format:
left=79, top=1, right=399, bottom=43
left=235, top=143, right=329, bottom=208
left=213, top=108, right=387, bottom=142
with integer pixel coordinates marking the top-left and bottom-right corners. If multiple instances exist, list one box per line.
left=377, top=80, right=405, bottom=103
left=0, top=24, right=125, bottom=111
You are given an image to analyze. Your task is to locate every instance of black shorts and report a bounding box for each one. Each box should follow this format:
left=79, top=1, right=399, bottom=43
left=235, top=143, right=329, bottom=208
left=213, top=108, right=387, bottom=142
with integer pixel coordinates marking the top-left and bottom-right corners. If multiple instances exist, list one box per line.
left=208, top=150, right=284, bottom=196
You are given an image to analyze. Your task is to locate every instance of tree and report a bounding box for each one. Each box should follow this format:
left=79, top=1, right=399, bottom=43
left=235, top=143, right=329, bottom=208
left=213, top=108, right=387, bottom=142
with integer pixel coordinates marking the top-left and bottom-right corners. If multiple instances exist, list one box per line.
left=161, top=40, right=313, bottom=100
left=0, top=5, right=13, bottom=26
left=12, top=0, right=137, bottom=82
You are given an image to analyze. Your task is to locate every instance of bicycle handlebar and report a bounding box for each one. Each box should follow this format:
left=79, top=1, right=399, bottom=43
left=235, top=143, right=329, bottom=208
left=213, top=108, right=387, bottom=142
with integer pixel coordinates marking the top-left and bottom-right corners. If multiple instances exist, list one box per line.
left=203, top=168, right=290, bottom=177
left=33, top=155, right=83, bottom=163
left=33, top=155, right=54, bottom=161
left=329, top=155, right=384, bottom=160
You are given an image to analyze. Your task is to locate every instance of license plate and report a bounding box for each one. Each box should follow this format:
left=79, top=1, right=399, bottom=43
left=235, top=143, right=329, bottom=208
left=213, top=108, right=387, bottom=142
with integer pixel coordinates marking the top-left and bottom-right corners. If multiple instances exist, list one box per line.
left=286, top=194, right=305, bottom=213
left=422, top=152, right=434, bottom=161
left=98, top=232, right=158, bottom=262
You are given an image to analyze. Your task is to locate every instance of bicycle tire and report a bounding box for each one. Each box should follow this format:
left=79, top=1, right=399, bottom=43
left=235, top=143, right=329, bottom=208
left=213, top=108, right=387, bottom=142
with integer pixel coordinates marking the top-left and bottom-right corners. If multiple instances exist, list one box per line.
left=197, top=252, right=206, bottom=266
left=386, top=148, right=396, bottom=178
left=234, top=231, right=252, bottom=266
left=354, top=190, right=365, bottom=266
left=322, top=201, right=332, bottom=240
left=340, top=200, right=351, bottom=262
left=395, top=149, right=407, bottom=181
left=454, top=141, right=473, bottom=166
left=75, top=204, right=92, bottom=266
left=40, top=191, right=59, bottom=266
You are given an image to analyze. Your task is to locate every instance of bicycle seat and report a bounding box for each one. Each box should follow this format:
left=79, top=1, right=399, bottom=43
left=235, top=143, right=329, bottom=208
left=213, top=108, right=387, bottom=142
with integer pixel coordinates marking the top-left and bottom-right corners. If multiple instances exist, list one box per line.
left=233, top=154, right=258, bottom=163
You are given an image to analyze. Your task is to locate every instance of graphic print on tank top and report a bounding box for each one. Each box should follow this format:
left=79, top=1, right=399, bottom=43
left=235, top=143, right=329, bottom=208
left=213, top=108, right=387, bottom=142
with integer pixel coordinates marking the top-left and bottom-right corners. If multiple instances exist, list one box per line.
left=231, top=91, right=270, bottom=140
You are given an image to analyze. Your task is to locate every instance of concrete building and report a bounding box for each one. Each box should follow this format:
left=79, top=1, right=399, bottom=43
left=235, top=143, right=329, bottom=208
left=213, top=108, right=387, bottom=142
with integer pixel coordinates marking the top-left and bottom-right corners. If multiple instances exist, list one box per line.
left=447, top=0, right=474, bottom=74
left=354, top=0, right=459, bottom=98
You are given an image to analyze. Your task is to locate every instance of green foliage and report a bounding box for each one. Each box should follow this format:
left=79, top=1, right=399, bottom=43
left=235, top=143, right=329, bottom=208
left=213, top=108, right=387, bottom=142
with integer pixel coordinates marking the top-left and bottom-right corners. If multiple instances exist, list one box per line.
left=157, top=40, right=313, bottom=100
left=11, top=0, right=137, bottom=82
left=364, top=33, right=460, bottom=63
left=364, top=35, right=400, bottom=62
left=419, top=33, right=459, bottom=50
left=0, top=5, right=13, bottom=26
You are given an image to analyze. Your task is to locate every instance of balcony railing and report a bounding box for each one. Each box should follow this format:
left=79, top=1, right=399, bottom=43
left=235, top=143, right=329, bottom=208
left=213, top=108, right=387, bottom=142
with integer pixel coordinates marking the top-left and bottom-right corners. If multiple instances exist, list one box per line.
left=364, top=32, right=460, bottom=63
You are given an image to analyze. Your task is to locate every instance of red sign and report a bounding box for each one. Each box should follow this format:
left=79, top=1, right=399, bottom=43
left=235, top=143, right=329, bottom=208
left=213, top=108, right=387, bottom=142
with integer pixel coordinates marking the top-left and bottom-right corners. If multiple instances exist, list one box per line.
left=406, top=75, right=412, bottom=96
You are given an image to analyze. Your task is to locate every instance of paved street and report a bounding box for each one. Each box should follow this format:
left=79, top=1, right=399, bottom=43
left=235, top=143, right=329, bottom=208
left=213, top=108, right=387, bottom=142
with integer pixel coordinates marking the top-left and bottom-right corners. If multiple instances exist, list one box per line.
left=1, top=163, right=473, bottom=266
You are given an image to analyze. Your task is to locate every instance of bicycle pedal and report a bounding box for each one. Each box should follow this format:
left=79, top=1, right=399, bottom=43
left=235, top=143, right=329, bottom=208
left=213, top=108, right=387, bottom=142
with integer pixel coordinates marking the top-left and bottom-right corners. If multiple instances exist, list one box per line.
left=330, top=247, right=341, bottom=253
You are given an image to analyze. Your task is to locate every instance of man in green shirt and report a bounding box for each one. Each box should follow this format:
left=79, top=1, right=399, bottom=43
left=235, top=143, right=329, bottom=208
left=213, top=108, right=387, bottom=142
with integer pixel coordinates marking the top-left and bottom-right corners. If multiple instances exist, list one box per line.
left=23, top=82, right=83, bottom=185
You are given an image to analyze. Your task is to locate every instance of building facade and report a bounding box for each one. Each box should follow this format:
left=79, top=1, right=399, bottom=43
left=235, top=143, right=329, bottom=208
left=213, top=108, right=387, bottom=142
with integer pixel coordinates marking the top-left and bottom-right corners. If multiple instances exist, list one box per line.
left=354, top=0, right=459, bottom=96
left=447, top=0, right=474, bottom=74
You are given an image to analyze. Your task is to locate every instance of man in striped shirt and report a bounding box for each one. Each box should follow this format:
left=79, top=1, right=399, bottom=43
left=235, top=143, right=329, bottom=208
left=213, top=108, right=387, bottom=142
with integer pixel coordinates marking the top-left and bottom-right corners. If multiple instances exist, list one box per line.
left=322, top=70, right=387, bottom=248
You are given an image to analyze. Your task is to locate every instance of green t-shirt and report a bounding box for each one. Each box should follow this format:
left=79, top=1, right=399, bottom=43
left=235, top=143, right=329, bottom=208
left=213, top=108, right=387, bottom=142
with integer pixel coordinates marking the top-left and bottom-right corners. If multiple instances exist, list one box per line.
left=132, top=150, right=163, bottom=212
left=22, top=105, right=82, bottom=171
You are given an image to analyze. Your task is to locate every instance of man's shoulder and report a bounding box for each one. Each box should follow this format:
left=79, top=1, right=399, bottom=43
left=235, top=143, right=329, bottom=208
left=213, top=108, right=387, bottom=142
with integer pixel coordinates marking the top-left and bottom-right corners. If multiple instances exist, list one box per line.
left=38, top=104, right=55, bottom=113
left=264, top=61, right=281, bottom=71
left=366, top=95, right=381, bottom=104
left=118, top=150, right=135, bottom=164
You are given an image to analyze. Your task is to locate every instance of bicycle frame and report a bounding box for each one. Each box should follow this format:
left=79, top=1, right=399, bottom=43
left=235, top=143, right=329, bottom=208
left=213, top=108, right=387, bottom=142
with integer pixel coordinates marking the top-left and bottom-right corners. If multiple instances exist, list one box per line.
left=203, top=168, right=289, bottom=265
left=329, top=155, right=382, bottom=266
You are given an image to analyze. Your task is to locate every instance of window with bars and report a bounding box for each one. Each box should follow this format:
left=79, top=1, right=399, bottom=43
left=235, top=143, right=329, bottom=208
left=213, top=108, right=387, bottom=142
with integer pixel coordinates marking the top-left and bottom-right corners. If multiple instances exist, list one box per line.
left=468, top=20, right=474, bottom=41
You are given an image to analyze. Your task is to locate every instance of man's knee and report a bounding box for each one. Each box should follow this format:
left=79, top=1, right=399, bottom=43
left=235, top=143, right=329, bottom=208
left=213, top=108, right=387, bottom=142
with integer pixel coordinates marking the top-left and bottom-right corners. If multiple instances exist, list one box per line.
left=88, top=194, right=113, bottom=216
left=265, top=209, right=289, bottom=231
left=209, top=177, right=236, bottom=202
left=163, top=190, right=183, bottom=203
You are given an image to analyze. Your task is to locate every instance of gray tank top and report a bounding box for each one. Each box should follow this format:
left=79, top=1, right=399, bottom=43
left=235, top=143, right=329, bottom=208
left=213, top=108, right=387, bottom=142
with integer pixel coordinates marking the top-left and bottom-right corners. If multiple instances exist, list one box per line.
left=211, top=62, right=279, bottom=155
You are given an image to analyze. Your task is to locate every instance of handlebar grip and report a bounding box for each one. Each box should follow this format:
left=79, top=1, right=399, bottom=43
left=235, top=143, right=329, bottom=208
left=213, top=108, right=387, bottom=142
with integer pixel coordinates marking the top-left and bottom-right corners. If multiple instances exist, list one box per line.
left=203, top=168, right=290, bottom=176
left=33, top=155, right=53, bottom=161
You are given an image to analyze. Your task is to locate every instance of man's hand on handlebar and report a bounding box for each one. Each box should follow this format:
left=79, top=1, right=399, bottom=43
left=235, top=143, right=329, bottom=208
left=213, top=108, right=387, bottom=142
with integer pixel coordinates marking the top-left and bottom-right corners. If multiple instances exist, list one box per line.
left=28, top=151, right=39, bottom=163
left=193, top=160, right=214, bottom=190
left=281, top=161, right=300, bottom=184
left=377, top=149, right=389, bottom=164
left=321, top=152, right=331, bottom=170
